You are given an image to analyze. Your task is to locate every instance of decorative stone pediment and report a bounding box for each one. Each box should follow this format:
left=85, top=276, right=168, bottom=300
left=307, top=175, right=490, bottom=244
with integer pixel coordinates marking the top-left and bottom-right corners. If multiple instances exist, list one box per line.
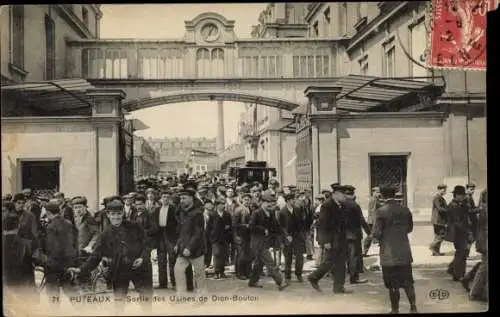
left=184, top=12, right=237, bottom=44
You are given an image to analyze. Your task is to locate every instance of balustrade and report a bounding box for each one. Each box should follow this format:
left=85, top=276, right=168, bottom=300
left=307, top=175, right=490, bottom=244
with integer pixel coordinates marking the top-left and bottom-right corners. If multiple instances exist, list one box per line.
left=69, top=40, right=338, bottom=80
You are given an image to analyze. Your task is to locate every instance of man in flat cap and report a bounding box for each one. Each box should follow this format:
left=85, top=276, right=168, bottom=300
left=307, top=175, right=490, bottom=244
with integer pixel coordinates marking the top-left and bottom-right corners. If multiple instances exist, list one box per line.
left=247, top=190, right=290, bottom=290
left=53, top=192, right=76, bottom=229
left=123, top=192, right=137, bottom=222
left=308, top=183, right=351, bottom=294
left=372, top=186, right=417, bottom=314
left=343, top=185, right=371, bottom=284
left=72, top=196, right=99, bottom=256
left=173, top=187, right=206, bottom=294
left=152, top=189, right=179, bottom=289
left=33, top=199, right=78, bottom=305
left=445, top=185, right=474, bottom=282
left=145, top=188, right=160, bottom=216
left=232, top=192, right=253, bottom=279
left=429, top=184, right=448, bottom=256
left=363, top=186, right=382, bottom=257
left=278, top=192, right=308, bottom=283
left=68, top=199, right=153, bottom=313
left=206, top=197, right=233, bottom=279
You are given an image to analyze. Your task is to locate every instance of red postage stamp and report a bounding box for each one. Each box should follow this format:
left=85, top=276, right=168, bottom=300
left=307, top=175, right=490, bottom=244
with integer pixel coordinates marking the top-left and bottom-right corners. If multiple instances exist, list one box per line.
left=429, top=0, right=496, bottom=70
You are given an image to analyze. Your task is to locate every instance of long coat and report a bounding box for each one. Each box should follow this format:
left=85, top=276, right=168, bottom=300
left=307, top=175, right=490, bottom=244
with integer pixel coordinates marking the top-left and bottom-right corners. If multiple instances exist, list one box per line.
left=475, top=202, right=487, bottom=255
left=206, top=211, right=232, bottom=245
left=444, top=199, right=472, bottom=243
left=130, top=209, right=155, bottom=248
left=151, top=204, right=179, bottom=245
left=232, top=205, right=252, bottom=243
left=430, top=193, right=448, bottom=226
left=372, top=200, right=413, bottom=267
left=278, top=205, right=307, bottom=254
left=316, top=198, right=348, bottom=250
left=74, top=211, right=100, bottom=254
left=344, top=200, right=371, bottom=241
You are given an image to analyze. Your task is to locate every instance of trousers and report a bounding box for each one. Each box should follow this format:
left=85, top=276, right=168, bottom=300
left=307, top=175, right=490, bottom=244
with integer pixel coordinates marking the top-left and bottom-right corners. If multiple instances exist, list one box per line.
left=308, top=246, right=347, bottom=291
left=157, top=240, right=177, bottom=287
left=212, top=242, right=228, bottom=275
left=249, top=247, right=283, bottom=286
left=113, top=261, right=153, bottom=312
left=283, top=242, right=304, bottom=279
left=430, top=225, right=447, bottom=252
left=448, top=240, right=469, bottom=279
left=347, top=239, right=363, bottom=279
left=174, top=255, right=206, bottom=293
left=235, top=241, right=252, bottom=277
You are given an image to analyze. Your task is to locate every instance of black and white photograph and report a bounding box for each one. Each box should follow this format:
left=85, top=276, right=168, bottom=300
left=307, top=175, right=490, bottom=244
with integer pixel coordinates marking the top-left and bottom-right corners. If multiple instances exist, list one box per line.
left=1, top=2, right=490, bottom=316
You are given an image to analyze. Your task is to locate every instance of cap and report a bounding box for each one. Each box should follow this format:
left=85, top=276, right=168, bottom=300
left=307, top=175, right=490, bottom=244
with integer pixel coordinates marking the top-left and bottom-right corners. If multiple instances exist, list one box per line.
left=12, top=193, right=26, bottom=202
left=45, top=199, right=61, bottom=214
left=452, top=185, right=466, bottom=195
left=134, top=194, right=146, bottom=203
left=145, top=188, right=156, bottom=194
left=106, top=200, right=124, bottom=212
left=261, top=190, right=277, bottom=202
left=22, top=188, right=32, bottom=195
left=466, top=183, right=476, bottom=189
left=37, top=194, right=51, bottom=202
left=179, top=188, right=197, bottom=197
left=437, top=184, right=447, bottom=190
left=283, top=193, right=295, bottom=201
left=215, top=197, right=226, bottom=205
left=72, top=196, right=87, bottom=206
left=343, top=185, right=356, bottom=195
left=53, top=192, right=65, bottom=199
left=372, top=186, right=381, bottom=192
left=330, top=183, right=342, bottom=192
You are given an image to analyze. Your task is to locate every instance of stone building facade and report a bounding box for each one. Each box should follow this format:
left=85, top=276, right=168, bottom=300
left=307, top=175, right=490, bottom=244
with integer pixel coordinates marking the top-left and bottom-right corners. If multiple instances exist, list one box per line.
left=133, top=136, right=160, bottom=178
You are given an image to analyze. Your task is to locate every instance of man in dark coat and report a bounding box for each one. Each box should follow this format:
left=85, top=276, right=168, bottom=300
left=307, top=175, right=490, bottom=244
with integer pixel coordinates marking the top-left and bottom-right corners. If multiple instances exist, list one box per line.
left=173, top=187, right=206, bottom=294
left=372, top=186, right=417, bottom=314
left=343, top=185, right=371, bottom=284
left=53, top=192, right=76, bottom=228
left=33, top=200, right=78, bottom=305
left=206, top=197, right=233, bottom=279
left=279, top=193, right=307, bottom=283
left=465, top=183, right=479, bottom=244
left=445, top=185, right=473, bottom=281
left=232, top=192, right=253, bottom=279
left=68, top=199, right=153, bottom=313
left=429, top=184, right=448, bottom=256
left=22, top=188, right=42, bottom=229
left=248, top=190, right=290, bottom=290
left=152, top=189, right=178, bottom=289
left=307, top=184, right=351, bottom=294
left=203, top=200, right=215, bottom=269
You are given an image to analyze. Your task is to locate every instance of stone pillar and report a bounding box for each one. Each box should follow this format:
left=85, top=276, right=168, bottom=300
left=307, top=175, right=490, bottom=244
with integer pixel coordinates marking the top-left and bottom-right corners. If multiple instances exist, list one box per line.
left=87, top=89, right=126, bottom=211
left=217, top=100, right=225, bottom=153
left=304, top=86, right=342, bottom=195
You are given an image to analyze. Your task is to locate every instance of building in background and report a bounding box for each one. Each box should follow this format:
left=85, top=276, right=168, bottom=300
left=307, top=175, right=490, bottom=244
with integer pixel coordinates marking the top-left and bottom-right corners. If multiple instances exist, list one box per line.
left=149, top=137, right=217, bottom=175
left=133, top=136, right=160, bottom=178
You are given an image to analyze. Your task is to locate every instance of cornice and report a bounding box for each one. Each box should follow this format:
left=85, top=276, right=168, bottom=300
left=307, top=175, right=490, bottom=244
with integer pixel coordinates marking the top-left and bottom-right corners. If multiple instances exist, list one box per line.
left=309, top=111, right=448, bottom=122
left=55, top=5, right=93, bottom=39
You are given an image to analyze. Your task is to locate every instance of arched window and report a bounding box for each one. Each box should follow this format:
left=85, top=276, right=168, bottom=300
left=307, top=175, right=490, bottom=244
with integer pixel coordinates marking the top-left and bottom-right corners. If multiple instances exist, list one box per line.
left=196, top=48, right=210, bottom=78
left=211, top=48, right=224, bottom=77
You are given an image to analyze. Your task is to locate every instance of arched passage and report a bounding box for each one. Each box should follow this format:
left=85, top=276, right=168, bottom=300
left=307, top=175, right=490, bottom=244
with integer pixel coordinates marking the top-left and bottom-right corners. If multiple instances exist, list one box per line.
left=122, top=90, right=302, bottom=112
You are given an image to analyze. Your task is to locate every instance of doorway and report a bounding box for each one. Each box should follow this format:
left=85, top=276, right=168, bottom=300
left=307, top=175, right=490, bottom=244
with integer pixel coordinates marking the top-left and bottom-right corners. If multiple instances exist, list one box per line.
left=21, top=160, right=60, bottom=197
left=369, top=154, right=408, bottom=204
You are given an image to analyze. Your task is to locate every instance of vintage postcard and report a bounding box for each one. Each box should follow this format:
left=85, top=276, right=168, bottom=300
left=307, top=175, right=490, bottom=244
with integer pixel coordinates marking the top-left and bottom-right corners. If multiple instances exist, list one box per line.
left=1, top=2, right=490, bottom=316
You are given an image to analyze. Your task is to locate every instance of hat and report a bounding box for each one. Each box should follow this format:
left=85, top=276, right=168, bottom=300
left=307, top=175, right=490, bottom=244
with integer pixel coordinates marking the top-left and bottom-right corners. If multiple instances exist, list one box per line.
left=261, top=190, right=277, bottom=202
left=179, top=188, right=197, bottom=197
left=437, top=184, right=447, bottom=190
left=106, top=200, right=124, bottom=212
left=72, top=196, right=87, bottom=206
left=343, top=185, right=356, bottom=195
left=330, top=183, right=342, bottom=192
left=12, top=193, right=26, bottom=202
left=134, top=194, right=146, bottom=203
left=466, top=183, right=476, bottom=189
left=452, top=185, right=466, bottom=195
left=145, top=188, right=156, bottom=194
left=380, top=186, right=397, bottom=199
left=372, top=186, right=381, bottom=192
left=321, top=189, right=331, bottom=194
left=37, top=194, right=51, bottom=202
left=22, top=188, right=32, bottom=196
left=283, top=193, right=295, bottom=201
left=240, top=192, right=252, bottom=199
left=45, top=199, right=61, bottom=214
left=102, top=195, right=122, bottom=206
left=53, top=192, right=65, bottom=199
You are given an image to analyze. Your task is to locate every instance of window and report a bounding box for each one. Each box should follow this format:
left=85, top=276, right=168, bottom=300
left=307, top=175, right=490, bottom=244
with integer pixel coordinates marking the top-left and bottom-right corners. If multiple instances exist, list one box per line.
left=383, top=38, right=395, bottom=77
left=313, top=21, right=319, bottom=37
left=359, top=55, right=369, bottom=75
left=45, top=15, right=55, bottom=80
left=10, top=5, right=24, bottom=68
left=211, top=48, right=224, bottom=77
left=409, top=18, right=428, bottom=80
left=196, top=48, right=210, bottom=78
left=21, top=160, right=60, bottom=196
left=82, top=7, right=89, bottom=28
left=293, top=55, right=330, bottom=77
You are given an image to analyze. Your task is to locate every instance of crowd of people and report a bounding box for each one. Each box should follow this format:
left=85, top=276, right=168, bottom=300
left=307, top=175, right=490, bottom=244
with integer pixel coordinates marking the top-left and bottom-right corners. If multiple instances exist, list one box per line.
left=2, top=172, right=488, bottom=314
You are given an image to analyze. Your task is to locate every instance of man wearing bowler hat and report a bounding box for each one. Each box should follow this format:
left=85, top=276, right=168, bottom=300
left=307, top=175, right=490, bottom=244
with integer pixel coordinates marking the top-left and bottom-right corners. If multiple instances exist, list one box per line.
left=247, top=190, right=290, bottom=290
left=308, top=183, right=352, bottom=294
left=445, top=185, right=474, bottom=281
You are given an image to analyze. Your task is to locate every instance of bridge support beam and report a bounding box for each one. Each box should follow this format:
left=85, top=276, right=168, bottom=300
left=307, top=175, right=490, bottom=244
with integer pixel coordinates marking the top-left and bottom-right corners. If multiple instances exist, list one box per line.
left=216, top=100, right=225, bottom=154
left=305, top=86, right=342, bottom=195
left=88, top=89, right=126, bottom=208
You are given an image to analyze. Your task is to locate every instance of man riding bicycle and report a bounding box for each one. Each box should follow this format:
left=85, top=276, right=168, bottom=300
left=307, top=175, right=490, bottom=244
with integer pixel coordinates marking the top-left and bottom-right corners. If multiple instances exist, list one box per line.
left=33, top=199, right=79, bottom=305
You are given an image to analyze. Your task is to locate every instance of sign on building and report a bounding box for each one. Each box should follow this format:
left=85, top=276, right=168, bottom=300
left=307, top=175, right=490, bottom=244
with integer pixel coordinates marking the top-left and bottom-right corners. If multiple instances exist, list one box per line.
left=428, top=0, right=494, bottom=71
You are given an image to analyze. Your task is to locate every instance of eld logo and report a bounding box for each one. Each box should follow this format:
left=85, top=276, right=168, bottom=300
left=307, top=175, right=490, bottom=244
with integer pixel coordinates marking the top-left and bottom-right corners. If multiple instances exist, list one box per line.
left=429, top=289, right=450, bottom=300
